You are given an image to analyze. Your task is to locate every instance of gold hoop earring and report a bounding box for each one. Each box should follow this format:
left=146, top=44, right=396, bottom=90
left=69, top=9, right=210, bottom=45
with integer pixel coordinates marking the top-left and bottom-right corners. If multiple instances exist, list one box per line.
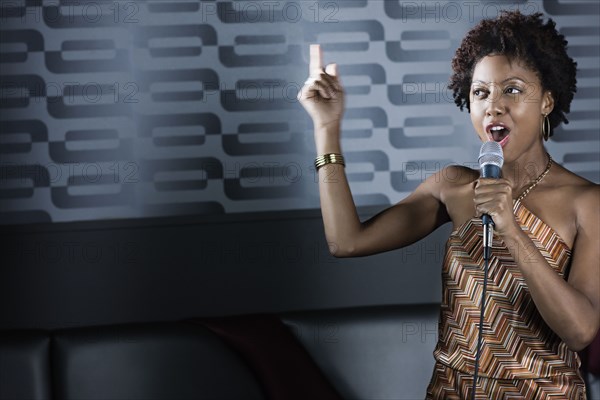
left=542, top=113, right=550, bottom=141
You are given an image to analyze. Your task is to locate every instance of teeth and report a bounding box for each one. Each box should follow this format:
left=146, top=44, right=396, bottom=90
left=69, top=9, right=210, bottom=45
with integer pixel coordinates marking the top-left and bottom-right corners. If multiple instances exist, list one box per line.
left=490, top=126, right=504, bottom=131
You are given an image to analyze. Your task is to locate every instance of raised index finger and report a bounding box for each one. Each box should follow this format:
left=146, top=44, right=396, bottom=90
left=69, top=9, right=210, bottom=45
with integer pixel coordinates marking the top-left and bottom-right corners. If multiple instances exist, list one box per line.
left=309, top=44, right=323, bottom=77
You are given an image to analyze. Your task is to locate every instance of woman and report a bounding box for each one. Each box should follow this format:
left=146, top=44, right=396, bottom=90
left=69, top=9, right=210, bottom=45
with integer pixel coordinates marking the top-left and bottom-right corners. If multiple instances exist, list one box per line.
left=298, top=10, right=599, bottom=399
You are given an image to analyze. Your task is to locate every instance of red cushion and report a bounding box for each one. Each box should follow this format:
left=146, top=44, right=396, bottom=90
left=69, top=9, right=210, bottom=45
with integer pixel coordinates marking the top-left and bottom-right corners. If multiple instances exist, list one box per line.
left=189, top=314, right=342, bottom=400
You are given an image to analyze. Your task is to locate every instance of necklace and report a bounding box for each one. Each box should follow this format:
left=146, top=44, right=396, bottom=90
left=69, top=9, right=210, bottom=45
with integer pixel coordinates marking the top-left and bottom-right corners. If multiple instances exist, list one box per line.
left=515, top=153, right=553, bottom=203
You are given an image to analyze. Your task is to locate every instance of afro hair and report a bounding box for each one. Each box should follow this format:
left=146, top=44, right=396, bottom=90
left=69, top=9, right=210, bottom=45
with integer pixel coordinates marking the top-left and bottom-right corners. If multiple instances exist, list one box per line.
left=449, top=10, right=577, bottom=137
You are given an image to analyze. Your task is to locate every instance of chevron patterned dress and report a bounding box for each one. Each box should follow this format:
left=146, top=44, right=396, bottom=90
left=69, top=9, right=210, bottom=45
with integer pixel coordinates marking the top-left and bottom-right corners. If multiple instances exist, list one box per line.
left=426, top=200, right=586, bottom=399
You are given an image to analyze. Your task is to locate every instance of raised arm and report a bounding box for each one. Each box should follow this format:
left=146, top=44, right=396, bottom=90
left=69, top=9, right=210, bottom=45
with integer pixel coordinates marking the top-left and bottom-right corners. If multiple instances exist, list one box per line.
left=298, top=45, right=450, bottom=257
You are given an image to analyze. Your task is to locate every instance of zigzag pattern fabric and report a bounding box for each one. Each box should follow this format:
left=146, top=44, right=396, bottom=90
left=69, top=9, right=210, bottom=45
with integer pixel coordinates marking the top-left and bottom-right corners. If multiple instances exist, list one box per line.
left=426, top=200, right=586, bottom=399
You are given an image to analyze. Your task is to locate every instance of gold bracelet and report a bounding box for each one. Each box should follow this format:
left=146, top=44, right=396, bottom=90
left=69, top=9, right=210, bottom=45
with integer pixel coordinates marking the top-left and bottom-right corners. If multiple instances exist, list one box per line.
left=315, top=153, right=345, bottom=170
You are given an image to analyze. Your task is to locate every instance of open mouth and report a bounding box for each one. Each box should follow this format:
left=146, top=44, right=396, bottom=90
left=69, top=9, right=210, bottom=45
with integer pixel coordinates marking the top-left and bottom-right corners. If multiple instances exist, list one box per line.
left=486, top=124, right=511, bottom=147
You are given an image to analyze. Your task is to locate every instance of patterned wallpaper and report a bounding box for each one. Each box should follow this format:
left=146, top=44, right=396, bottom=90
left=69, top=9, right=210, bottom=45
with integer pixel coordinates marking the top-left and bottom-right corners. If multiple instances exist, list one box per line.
left=1, top=0, right=598, bottom=225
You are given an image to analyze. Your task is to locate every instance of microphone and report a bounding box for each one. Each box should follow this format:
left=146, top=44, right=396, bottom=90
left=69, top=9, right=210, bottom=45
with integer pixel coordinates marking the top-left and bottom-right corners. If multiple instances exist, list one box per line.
left=478, top=141, right=504, bottom=260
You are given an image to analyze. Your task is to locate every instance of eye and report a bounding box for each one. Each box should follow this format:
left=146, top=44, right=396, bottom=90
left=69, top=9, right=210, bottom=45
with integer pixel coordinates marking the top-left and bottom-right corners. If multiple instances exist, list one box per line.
left=505, top=87, right=522, bottom=94
left=472, top=88, right=487, bottom=98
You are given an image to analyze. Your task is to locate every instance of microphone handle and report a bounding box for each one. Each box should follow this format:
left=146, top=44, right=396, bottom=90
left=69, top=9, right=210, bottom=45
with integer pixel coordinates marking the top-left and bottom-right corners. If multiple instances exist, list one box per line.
left=480, top=163, right=500, bottom=228
left=481, top=164, right=501, bottom=179
left=482, top=212, right=494, bottom=260
left=482, top=214, right=494, bottom=226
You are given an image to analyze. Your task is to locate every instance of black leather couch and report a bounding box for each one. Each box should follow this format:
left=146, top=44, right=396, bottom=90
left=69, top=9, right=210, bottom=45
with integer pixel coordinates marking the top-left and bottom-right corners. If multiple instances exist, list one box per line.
left=0, top=304, right=440, bottom=400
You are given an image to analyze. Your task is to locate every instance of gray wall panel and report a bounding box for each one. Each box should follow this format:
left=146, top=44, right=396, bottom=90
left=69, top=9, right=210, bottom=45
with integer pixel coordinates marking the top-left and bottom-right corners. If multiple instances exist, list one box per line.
left=1, top=0, right=597, bottom=224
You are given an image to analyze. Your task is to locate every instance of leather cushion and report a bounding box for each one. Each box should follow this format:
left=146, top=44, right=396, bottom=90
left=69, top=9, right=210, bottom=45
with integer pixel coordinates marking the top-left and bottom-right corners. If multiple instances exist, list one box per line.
left=280, top=304, right=439, bottom=399
left=52, top=321, right=265, bottom=400
left=0, top=330, right=51, bottom=400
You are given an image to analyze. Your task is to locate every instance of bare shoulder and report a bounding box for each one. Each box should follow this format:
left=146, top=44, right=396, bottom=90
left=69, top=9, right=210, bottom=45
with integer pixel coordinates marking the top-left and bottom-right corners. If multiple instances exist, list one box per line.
left=441, top=164, right=480, bottom=185
left=395, top=165, right=478, bottom=220
left=571, top=176, right=600, bottom=229
left=547, top=164, right=599, bottom=237
left=523, top=163, right=597, bottom=250
left=415, top=165, right=479, bottom=229
left=433, top=165, right=479, bottom=201
left=552, top=164, right=599, bottom=217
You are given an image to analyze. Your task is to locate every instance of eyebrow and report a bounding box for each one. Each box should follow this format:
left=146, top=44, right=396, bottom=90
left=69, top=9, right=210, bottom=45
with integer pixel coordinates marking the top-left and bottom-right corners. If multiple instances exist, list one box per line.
left=472, top=77, right=528, bottom=85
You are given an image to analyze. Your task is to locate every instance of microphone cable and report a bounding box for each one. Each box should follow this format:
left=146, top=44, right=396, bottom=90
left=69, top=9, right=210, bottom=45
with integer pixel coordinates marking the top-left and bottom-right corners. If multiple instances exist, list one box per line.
left=471, top=242, right=491, bottom=400
left=472, top=141, right=501, bottom=399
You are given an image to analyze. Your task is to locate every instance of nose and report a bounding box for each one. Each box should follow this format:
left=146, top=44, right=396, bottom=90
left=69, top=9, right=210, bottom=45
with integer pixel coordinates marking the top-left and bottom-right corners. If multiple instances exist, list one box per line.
left=485, top=87, right=506, bottom=116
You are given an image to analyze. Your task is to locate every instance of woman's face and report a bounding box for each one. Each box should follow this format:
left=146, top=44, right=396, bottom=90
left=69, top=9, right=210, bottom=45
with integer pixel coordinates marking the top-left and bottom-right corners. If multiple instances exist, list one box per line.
left=469, top=54, right=553, bottom=162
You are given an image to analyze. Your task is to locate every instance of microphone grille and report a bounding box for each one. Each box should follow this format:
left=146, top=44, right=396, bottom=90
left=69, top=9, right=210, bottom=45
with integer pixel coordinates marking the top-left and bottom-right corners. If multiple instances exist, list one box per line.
left=478, top=141, right=504, bottom=168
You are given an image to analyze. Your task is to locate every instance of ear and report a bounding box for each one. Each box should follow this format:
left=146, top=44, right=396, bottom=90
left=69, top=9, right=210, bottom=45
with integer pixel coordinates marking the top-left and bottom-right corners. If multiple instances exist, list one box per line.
left=541, top=90, right=554, bottom=115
